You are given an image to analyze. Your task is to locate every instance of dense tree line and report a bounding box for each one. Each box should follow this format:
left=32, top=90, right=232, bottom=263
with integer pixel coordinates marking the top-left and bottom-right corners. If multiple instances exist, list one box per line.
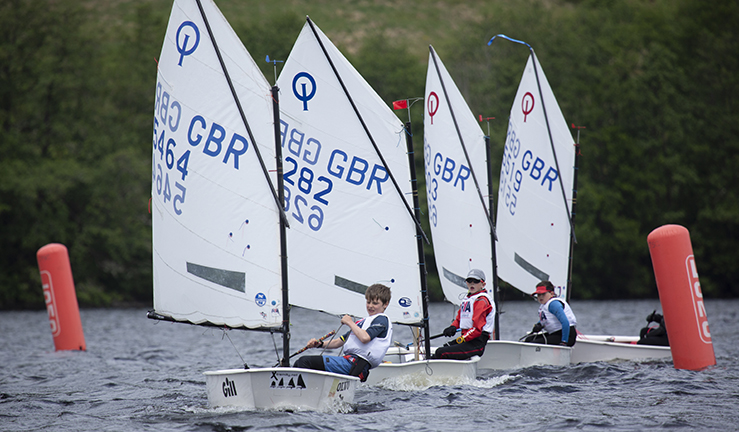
left=1, top=0, right=736, bottom=309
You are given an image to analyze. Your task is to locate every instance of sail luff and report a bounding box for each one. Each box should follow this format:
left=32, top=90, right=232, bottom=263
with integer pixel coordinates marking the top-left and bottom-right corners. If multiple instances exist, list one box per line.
left=305, top=17, right=428, bottom=244
left=429, top=46, right=495, bottom=234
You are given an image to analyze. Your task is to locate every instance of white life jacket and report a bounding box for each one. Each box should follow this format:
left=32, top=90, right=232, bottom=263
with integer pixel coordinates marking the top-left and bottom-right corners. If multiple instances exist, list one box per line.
left=459, top=291, right=495, bottom=334
left=538, top=297, right=577, bottom=333
left=342, top=313, right=393, bottom=368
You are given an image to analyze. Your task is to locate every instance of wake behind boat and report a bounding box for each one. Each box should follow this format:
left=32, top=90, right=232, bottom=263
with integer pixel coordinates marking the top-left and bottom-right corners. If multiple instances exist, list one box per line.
left=151, top=0, right=356, bottom=411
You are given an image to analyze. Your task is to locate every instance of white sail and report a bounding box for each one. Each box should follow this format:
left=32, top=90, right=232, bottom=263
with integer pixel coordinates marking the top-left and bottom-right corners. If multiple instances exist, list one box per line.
left=495, top=52, right=575, bottom=299
left=423, top=46, right=494, bottom=306
left=152, top=0, right=282, bottom=328
left=276, top=19, right=423, bottom=324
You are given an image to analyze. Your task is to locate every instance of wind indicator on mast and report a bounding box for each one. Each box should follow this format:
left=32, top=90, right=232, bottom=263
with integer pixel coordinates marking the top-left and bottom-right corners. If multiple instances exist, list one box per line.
left=266, top=55, right=284, bottom=83
left=392, top=97, right=424, bottom=123
left=478, top=115, right=495, bottom=137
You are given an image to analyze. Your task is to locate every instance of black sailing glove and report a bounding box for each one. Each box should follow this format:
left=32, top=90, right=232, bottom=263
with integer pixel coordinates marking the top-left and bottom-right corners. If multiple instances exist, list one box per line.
left=443, top=325, right=457, bottom=337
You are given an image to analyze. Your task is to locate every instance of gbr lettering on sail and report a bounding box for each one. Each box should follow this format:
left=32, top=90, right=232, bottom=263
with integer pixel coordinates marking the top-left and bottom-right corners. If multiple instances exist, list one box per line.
left=152, top=85, right=254, bottom=217
left=152, top=83, right=390, bottom=232
left=498, top=117, right=560, bottom=217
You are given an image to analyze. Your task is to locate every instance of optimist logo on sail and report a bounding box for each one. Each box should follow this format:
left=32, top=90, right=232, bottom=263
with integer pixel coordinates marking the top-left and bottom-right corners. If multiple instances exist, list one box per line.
left=292, top=72, right=316, bottom=111
left=521, top=92, right=535, bottom=122
left=427, top=91, right=439, bottom=124
left=175, top=21, right=200, bottom=66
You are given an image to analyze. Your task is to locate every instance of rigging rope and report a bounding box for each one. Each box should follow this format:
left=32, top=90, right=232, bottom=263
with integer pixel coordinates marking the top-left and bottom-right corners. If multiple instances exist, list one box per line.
left=221, top=328, right=249, bottom=369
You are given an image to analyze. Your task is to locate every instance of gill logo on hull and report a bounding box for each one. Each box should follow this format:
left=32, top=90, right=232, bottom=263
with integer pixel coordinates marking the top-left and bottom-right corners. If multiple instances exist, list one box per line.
left=222, top=378, right=237, bottom=397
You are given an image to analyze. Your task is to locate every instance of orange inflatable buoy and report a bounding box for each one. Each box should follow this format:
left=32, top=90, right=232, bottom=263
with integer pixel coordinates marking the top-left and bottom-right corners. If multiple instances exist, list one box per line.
left=647, top=225, right=715, bottom=370
left=37, top=243, right=86, bottom=351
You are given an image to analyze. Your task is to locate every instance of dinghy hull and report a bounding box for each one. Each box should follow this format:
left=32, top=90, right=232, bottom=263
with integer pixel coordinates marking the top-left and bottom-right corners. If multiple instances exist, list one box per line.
left=571, top=335, right=672, bottom=364
left=477, top=340, right=571, bottom=370
left=204, top=367, right=359, bottom=411
left=367, top=348, right=479, bottom=386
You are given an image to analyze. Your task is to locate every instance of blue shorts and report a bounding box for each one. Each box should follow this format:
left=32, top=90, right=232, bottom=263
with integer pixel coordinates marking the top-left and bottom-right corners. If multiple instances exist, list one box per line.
left=322, top=355, right=353, bottom=375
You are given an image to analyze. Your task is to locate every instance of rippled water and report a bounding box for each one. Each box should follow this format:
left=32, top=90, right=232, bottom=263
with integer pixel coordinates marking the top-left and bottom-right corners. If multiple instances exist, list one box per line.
left=1, top=299, right=737, bottom=431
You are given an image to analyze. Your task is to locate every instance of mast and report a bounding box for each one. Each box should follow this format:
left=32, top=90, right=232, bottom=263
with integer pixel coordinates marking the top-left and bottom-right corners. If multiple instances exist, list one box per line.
left=404, top=121, right=432, bottom=357
left=273, top=86, right=291, bottom=366
left=566, top=125, right=584, bottom=303
left=484, top=133, right=501, bottom=340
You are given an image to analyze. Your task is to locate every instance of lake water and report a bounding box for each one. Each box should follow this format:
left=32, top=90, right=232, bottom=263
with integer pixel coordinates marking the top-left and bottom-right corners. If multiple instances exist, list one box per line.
left=1, top=299, right=737, bottom=431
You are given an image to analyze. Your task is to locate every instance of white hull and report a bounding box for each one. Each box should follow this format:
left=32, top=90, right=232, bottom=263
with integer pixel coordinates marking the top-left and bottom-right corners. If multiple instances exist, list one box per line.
left=367, top=347, right=478, bottom=386
left=204, top=367, right=359, bottom=411
left=571, top=335, right=672, bottom=364
left=478, top=340, right=571, bottom=371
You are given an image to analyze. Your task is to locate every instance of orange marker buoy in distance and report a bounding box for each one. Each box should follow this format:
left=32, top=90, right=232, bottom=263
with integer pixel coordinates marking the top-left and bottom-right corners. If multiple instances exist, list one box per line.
left=647, top=225, right=715, bottom=370
left=37, top=243, right=86, bottom=351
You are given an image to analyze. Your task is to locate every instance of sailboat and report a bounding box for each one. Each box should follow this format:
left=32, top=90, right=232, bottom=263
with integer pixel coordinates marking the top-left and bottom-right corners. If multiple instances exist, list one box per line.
left=276, top=18, right=478, bottom=387
left=149, top=0, right=358, bottom=411
left=423, top=45, right=570, bottom=371
left=488, top=36, right=671, bottom=365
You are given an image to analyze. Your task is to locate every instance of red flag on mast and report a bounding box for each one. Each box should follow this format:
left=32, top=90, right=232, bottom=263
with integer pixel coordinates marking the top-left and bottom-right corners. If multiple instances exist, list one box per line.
left=392, top=99, right=408, bottom=110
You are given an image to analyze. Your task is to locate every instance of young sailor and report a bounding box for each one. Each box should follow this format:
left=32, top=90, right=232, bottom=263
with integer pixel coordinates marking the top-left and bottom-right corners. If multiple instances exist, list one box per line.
left=525, top=280, right=578, bottom=346
left=433, top=269, right=495, bottom=360
left=294, top=284, right=392, bottom=381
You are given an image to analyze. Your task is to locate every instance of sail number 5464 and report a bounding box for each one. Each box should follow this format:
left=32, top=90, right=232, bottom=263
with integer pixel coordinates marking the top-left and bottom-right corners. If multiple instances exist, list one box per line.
left=153, top=117, right=189, bottom=215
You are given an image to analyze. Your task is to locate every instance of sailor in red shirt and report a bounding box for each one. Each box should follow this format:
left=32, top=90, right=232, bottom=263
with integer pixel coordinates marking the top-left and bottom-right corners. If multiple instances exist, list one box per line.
left=432, top=269, right=495, bottom=360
